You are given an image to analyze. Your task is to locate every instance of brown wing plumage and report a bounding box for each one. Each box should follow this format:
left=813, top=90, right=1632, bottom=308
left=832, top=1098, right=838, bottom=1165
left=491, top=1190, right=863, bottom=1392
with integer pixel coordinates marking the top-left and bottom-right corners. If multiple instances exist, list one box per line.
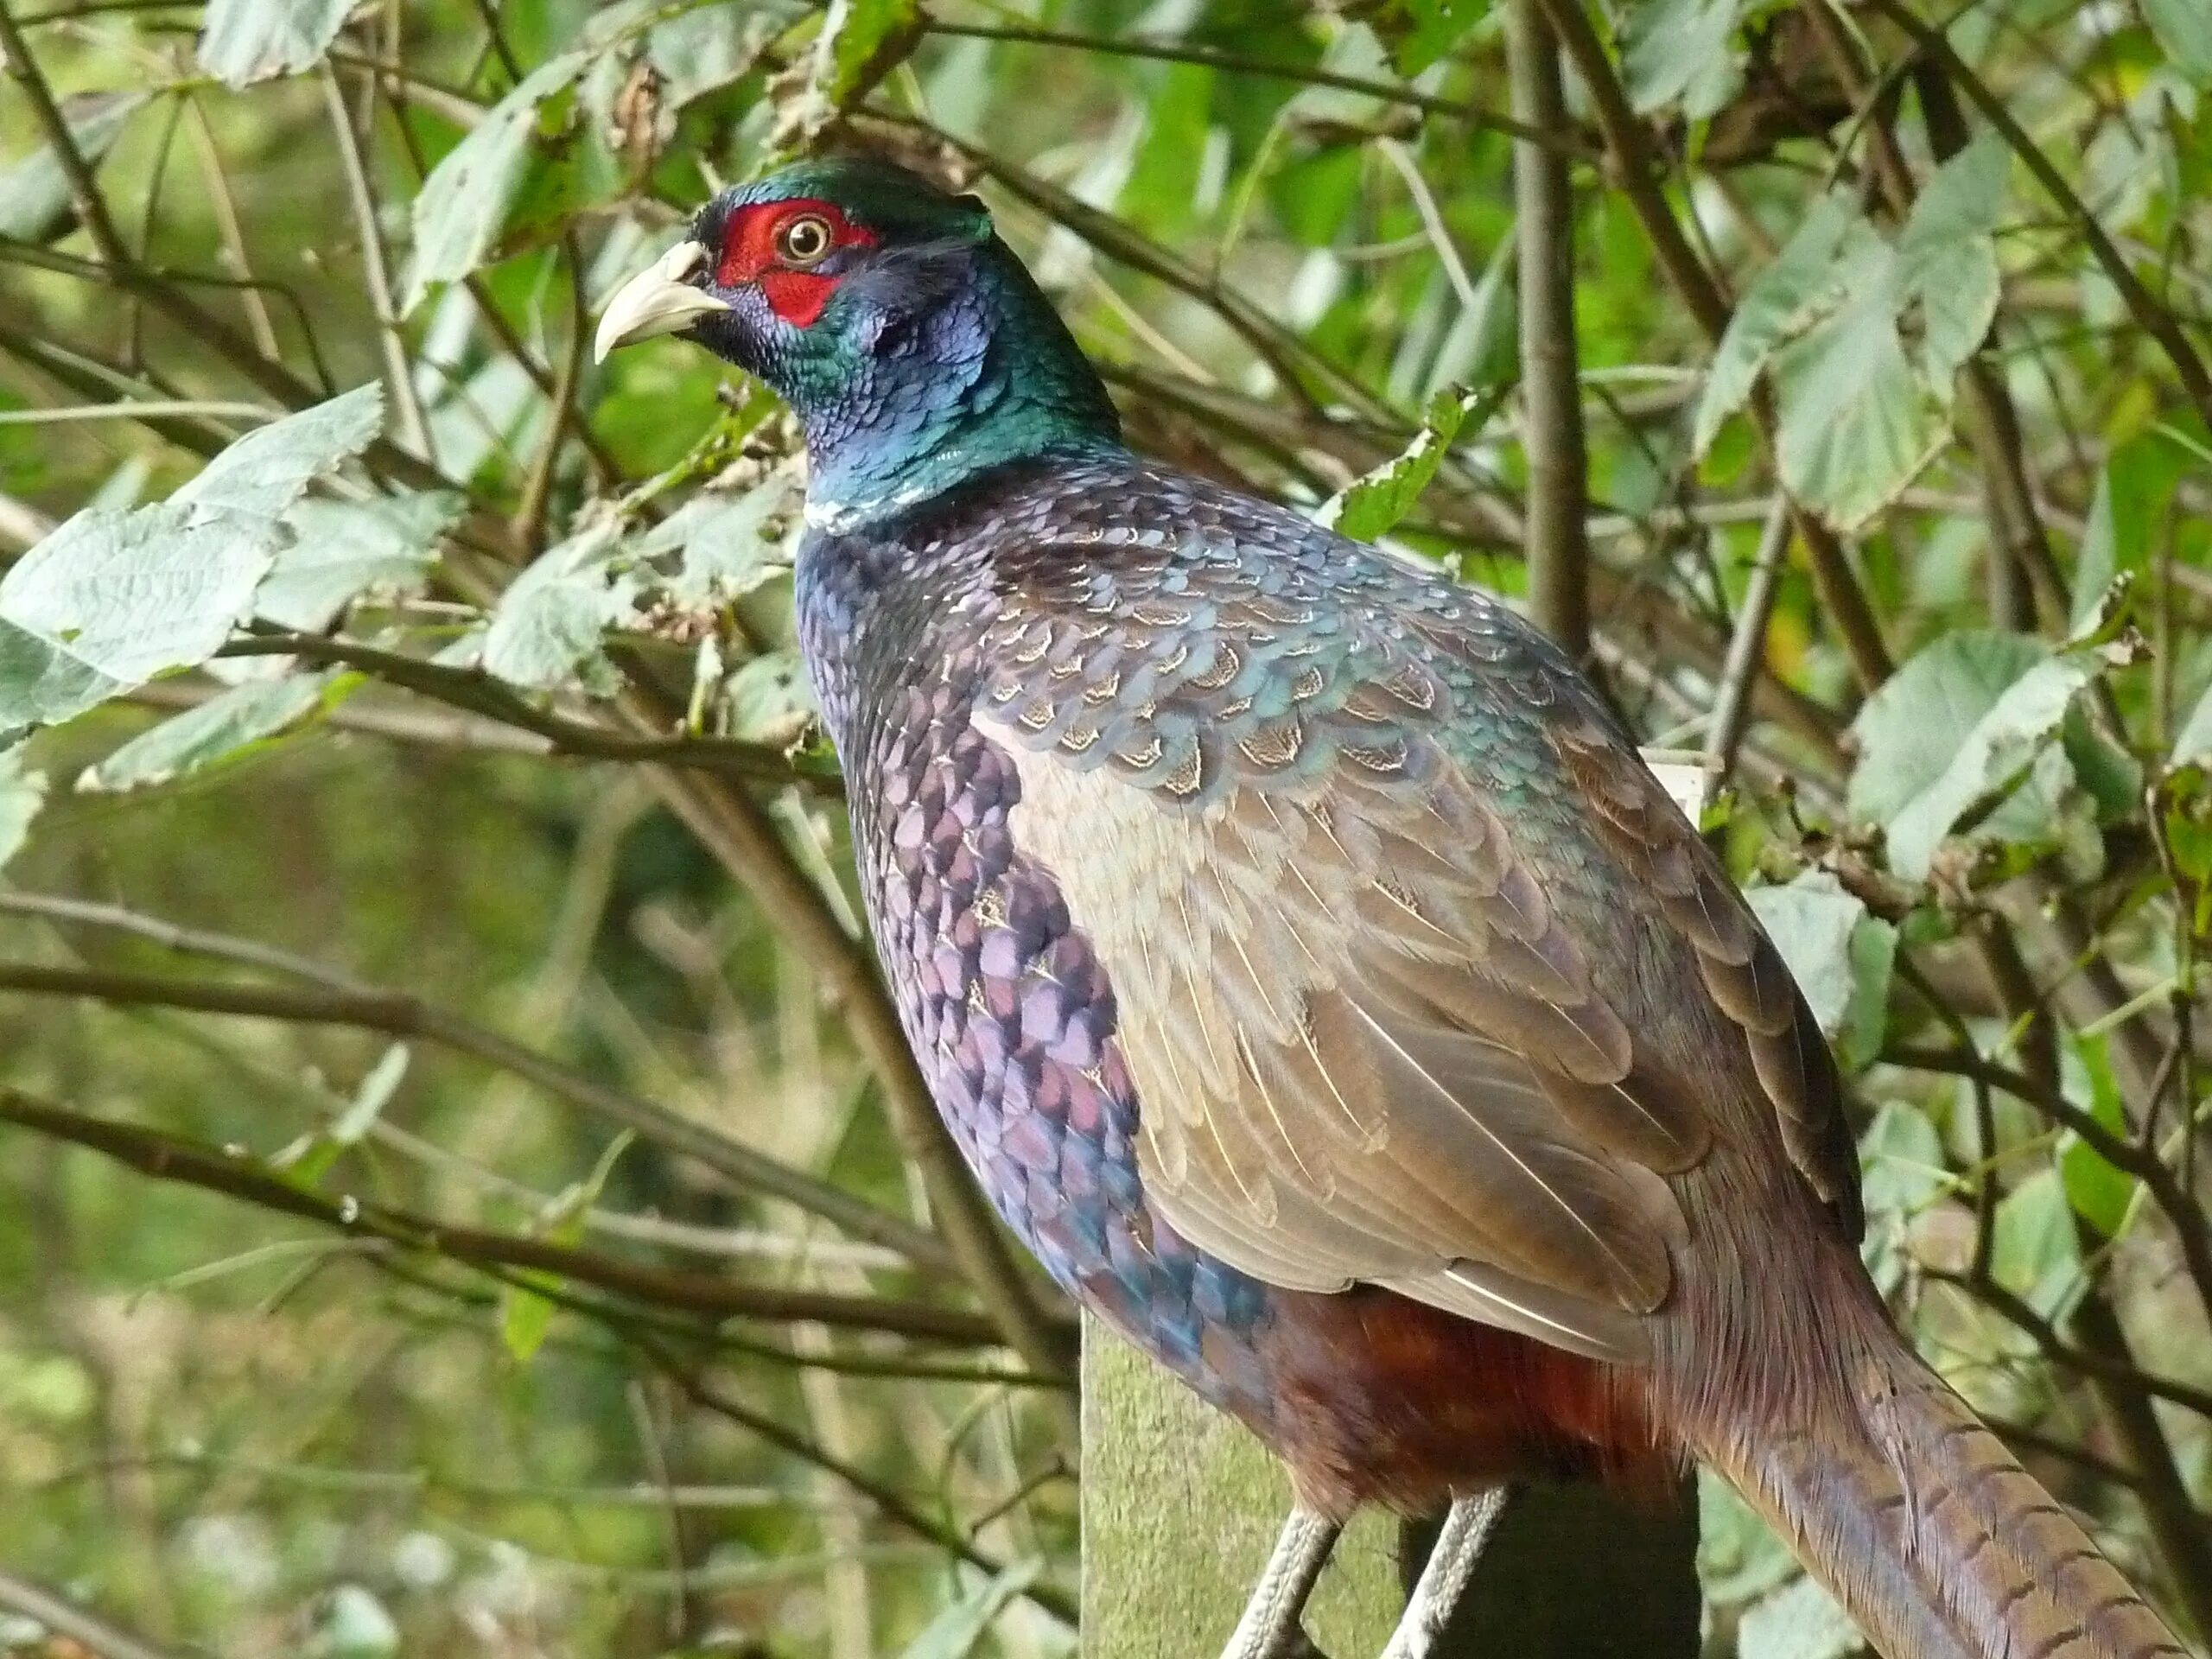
left=963, top=480, right=1858, bottom=1363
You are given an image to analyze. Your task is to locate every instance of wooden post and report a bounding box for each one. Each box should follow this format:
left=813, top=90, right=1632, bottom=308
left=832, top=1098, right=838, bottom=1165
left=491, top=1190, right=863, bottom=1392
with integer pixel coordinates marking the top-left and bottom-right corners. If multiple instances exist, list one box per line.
left=1079, top=1320, right=1702, bottom=1659
left=1079, top=1323, right=1402, bottom=1659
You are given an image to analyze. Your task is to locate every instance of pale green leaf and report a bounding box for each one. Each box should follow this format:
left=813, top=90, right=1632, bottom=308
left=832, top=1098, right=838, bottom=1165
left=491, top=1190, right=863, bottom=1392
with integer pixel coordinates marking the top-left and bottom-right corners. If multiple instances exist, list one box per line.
left=1317, top=385, right=1491, bottom=541
left=0, top=92, right=147, bottom=243
left=1746, top=874, right=1864, bottom=1037
left=0, top=506, right=285, bottom=728
left=720, top=651, right=817, bottom=747
left=2175, top=682, right=2212, bottom=771
left=77, top=673, right=338, bottom=792
left=311, top=1583, right=400, bottom=1659
left=1993, top=1167, right=2083, bottom=1318
left=331, top=1046, right=410, bottom=1147
left=1622, top=0, right=1747, bottom=119
left=897, top=1560, right=1045, bottom=1659
left=2145, top=0, right=2212, bottom=83
left=404, top=54, right=588, bottom=313
left=481, top=528, right=639, bottom=691
left=1879, top=652, right=2094, bottom=880
left=260, top=492, right=458, bottom=631
left=197, top=0, right=353, bottom=88
left=1693, top=195, right=1859, bottom=454
left=1737, top=1574, right=1863, bottom=1659
left=1893, top=133, right=2008, bottom=384
left=637, top=486, right=791, bottom=605
left=0, top=748, right=48, bottom=872
left=174, top=385, right=385, bottom=522
left=1771, top=268, right=1947, bottom=531
left=1859, top=1101, right=1947, bottom=1221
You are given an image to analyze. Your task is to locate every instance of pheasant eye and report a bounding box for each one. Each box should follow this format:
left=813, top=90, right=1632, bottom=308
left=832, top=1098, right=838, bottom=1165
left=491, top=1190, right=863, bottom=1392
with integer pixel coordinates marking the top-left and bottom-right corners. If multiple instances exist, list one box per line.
left=775, top=213, right=835, bottom=267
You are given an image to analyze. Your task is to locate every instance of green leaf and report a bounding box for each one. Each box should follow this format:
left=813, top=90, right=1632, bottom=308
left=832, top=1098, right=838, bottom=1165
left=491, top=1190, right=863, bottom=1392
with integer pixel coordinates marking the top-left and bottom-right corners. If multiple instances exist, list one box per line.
left=1859, top=1101, right=1947, bottom=1222
left=810, top=0, right=922, bottom=111
left=0, top=506, right=285, bottom=728
left=1737, top=1574, right=1862, bottom=1659
left=2176, top=681, right=2212, bottom=771
left=259, top=492, right=458, bottom=631
left=1992, top=1167, right=2083, bottom=1318
left=1746, top=872, right=1896, bottom=1071
left=499, top=1273, right=561, bottom=1363
left=1893, top=133, right=2009, bottom=385
left=0, top=386, right=385, bottom=733
left=175, top=385, right=386, bottom=521
left=404, top=54, right=589, bottom=313
left=481, top=527, right=640, bottom=692
left=197, top=0, right=353, bottom=88
left=896, top=1560, right=1045, bottom=1659
left=1381, top=0, right=1492, bottom=78
left=0, top=747, right=48, bottom=872
left=1317, top=385, right=1492, bottom=541
left=1848, top=632, right=2101, bottom=880
left=2071, top=435, right=2182, bottom=634
left=1746, top=874, right=1864, bottom=1036
left=2058, top=1035, right=2137, bottom=1239
left=719, top=651, right=817, bottom=747
left=2145, top=0, right=2212, bottom=83
left=1622, top=0, right=1748, bottom=120
left=1693, top=196, right=1858, bottom=455
left=636, top=486, right=791, bottom=605
left=76, top=673, right=339, bottom=792
left=1770, top=258, right=1946, bottom=531
left=0, top=92, right=147, bottom=244
left=1695, top=1469, right=1796, bottom=1607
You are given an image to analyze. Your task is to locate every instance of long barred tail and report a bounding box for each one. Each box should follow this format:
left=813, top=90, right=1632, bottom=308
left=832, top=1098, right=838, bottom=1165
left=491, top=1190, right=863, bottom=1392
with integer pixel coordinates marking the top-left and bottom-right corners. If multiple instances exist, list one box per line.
left=1694, top=1327, right=2189, bottom=1659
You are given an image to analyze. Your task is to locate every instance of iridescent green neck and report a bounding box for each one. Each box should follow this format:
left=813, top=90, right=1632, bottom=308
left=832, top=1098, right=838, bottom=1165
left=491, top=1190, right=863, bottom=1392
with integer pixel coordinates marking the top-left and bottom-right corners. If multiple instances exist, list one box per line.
left=795, top=244, right=1123, bottom=531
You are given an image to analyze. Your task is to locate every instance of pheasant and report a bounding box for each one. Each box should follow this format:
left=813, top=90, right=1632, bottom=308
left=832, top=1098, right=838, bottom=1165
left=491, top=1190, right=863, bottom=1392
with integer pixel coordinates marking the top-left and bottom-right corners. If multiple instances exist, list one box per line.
left=595, top=154, right=2187, bottom=1659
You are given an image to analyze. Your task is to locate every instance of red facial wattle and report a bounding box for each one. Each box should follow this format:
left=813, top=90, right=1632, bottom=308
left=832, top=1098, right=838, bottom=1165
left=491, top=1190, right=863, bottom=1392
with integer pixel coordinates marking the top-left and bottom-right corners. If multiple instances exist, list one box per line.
left=715, top=199, right=878, bottom=327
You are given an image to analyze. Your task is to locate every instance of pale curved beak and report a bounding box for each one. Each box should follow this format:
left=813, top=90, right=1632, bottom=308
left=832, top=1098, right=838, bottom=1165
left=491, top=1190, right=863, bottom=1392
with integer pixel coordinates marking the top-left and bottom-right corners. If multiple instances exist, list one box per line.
left=593, top=240, right=731, bottom=362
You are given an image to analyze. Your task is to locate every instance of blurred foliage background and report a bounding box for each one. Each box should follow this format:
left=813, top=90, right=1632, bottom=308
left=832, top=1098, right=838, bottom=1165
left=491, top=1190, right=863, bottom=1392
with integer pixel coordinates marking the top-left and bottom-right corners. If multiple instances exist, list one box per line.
left=0, top=0, right=2209, bottom=1655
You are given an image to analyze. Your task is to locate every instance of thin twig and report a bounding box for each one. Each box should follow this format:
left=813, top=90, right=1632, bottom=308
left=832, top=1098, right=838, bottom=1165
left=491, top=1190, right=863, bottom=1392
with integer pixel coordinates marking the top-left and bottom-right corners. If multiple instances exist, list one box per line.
left=0, top=1088, right=1016, bottom=1344
left=321, top=64, right=433, bottom=460
left=0, top=1569, right=176, bottom=1659
left=1503, top=0, right=1591, bottom=660
left=0, top=945, right=943, bottom=1268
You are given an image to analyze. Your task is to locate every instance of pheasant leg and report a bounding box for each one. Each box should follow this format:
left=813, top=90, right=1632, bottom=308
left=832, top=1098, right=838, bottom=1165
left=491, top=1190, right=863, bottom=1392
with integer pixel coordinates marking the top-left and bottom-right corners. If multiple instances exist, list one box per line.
left=1218, top=1507, right=1342, bottom=1659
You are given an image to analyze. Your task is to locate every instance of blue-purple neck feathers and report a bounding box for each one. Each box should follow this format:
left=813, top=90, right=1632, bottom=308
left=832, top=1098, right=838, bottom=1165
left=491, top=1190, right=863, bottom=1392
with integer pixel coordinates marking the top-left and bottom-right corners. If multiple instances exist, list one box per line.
left=797, top=243, right=1123, bottom=530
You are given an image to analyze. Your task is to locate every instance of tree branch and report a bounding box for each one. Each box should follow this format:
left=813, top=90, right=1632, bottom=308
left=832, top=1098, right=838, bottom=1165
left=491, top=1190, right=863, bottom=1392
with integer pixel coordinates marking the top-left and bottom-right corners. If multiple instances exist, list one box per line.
left=0, top=1088, right=1027, bottom=1346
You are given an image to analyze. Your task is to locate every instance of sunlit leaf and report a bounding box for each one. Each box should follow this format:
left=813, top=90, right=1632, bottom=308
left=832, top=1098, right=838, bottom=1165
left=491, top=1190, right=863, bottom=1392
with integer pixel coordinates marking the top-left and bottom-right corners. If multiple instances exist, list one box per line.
left=1317, top=385, right=1494, bottom=541
left=636, top=486, right=791, bottom=605
left=175, top=384, right=385, bottom=522
left=1893, top=133, right=2009, bottom=385
left=76, top=673, right=340, bottom=793
left=198, top=0, right=352, bottom=88
left=810, top=0, right=922, bottom=112
left=719, top=651, right=817, bottom=747
left=1852, top=636, right=2097, bottom=881
left=260, top=492, right=459, bottom=631
left=1746, top=871, right=1895, bottom=1070
left=1770, top=261, right=1946, bottom=531
left=1693, top=195, right=1859, bottom=455
left=404, top=54, right=589, bottom=313
left=481, top=527, right=639, bottom=692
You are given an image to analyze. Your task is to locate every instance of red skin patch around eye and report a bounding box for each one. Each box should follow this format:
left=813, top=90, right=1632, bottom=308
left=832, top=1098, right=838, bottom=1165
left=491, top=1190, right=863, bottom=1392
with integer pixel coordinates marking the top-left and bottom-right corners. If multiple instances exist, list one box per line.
left=715, top=198, right=878, bottom=327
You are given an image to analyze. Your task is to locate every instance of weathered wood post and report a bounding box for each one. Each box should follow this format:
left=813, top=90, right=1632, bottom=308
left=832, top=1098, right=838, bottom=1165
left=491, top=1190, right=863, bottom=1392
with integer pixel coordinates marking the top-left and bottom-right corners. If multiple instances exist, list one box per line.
left=1077, top=757, right=1718, bottom=1659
